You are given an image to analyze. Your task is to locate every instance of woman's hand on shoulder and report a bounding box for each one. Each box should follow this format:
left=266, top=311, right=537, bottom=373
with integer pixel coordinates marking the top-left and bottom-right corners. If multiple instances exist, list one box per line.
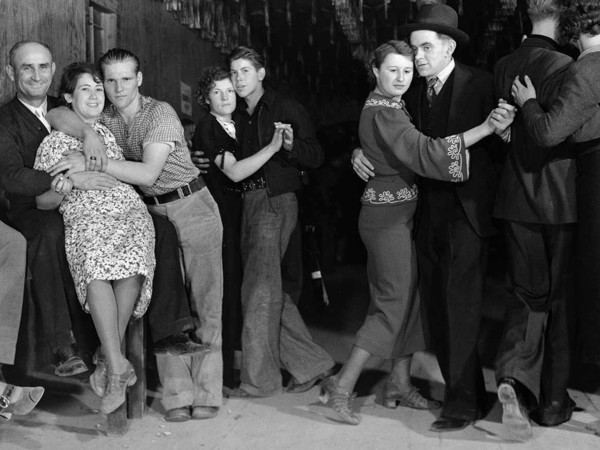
left=511, top=75, right=536, bottom=108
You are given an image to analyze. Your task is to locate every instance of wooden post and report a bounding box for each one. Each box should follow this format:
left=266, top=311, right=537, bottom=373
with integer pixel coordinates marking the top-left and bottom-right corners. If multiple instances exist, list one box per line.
left=106, top=317, right=145, bottom=433
left=126, top=317, right=146, bottom=419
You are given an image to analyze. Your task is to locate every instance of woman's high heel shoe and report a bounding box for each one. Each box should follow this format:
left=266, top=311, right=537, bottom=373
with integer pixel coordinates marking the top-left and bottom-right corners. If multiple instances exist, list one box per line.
left=0, top=383, right=45, bottom=416
left=101, top=361, right=137, bottom=415
left=383, top=382, right=442, bottom=410
left=318, top=376, right=361, bottom=425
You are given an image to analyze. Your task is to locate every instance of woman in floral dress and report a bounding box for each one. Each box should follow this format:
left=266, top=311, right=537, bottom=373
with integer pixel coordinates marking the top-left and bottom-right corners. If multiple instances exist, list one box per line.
left=34, top=62, right=155, bottom=415
left=318, top=40, right=513, bottom=425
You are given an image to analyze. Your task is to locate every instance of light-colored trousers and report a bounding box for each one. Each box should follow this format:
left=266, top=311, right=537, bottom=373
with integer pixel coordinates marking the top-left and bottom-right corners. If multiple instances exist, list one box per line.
left=0, top=221, right=26, bottom=365
left=149, top=188, right=224, bottom=409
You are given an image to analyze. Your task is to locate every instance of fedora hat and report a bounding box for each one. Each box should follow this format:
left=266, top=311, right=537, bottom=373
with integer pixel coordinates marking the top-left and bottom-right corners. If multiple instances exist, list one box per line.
left=398, top=3, right=470, bottom=46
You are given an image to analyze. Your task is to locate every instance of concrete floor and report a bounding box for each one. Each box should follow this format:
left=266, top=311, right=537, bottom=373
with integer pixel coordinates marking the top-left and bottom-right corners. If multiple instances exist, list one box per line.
left=2, top=261, right=600, bottom=449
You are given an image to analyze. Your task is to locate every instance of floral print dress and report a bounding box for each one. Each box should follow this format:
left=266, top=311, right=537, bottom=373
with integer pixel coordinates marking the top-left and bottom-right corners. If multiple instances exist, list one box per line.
left=34, top=122, right=155, bottom=318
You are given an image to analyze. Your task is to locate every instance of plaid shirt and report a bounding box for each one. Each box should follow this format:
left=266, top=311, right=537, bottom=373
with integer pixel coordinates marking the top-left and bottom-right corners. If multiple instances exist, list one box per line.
left=101, top=95, right=199, bottom=196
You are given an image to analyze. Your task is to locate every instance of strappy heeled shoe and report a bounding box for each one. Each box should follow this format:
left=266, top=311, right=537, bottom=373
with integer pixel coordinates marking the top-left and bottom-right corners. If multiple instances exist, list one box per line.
left=0, top=382, right=45, bottom=416
left=383, top=382, right=442, bottom=410
left=318, top=376, right=361, bottom=425
left=101, top=361, right=137, bottom=415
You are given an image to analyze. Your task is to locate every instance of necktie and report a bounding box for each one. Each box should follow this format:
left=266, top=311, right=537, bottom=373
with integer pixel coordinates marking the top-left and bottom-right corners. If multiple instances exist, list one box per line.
left=426, top=77, right=439, bottom=106
left=35, top=108, right=51, bottom=133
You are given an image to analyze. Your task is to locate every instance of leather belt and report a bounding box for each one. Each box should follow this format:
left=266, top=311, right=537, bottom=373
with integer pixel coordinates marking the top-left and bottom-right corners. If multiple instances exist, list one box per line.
left=241, top=176, right=267, bottom=193
left=143, top=177, right=205, bottom=205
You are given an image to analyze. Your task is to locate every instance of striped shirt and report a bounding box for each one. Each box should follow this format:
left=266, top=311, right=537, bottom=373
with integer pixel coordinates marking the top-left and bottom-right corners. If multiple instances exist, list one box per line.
left=101, top=95, right=199, bottom=196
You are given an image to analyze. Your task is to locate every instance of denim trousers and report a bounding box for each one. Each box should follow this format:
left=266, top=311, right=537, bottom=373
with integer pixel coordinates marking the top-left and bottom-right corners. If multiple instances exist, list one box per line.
left=239, top=190, right=334, bottom=396
left=149, top=187, right=224, bottom=409
left=0, top=222, right=26, bottom=365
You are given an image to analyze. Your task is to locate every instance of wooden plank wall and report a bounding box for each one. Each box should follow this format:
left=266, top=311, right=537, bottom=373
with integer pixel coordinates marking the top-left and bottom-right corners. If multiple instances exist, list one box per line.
left=119, top=0, right=226, bottom=121
left=0, top=0, right=86, bottom=104
left=0, top=0, right=229, bottom=121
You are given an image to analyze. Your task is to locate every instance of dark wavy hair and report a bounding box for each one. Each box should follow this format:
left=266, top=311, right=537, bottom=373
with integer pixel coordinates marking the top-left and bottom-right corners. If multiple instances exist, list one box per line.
left=59, top=62, right=103, bottom=100
left=195, top=67, right=232, bottom=111
left=366, top=40, right=415, bottom=87
left=98, top=48, right=141, bottom=76
left=227, top=46, right=265, bottom=71
left=560, top=0, right=600, bottom=41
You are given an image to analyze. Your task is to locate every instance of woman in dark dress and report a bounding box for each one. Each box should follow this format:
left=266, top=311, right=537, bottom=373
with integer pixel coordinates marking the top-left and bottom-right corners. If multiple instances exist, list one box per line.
left=192, top=68, right=283, bottom=387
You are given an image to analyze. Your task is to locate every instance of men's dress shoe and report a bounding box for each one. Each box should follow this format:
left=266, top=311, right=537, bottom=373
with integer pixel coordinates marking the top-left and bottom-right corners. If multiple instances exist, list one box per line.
left=430, top=417, right=473, bottom=432
left=532, top=397, right=576, bottom=427
left=153, top=331, right=211, bottom=356
left=165, top=406, right=191, bottom=422
left=54, top=345, right=89, bottom=377
left=191, top=406, right=219, bottom=420
left=286, top=368, right=335, bottom=394
left=497, top=379, right=532, bottom=441
left=228, top=387, right=258, bottom=398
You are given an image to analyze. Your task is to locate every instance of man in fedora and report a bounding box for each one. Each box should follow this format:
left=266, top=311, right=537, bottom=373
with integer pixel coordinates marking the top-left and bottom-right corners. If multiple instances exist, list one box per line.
left=352, top=3, right=503, bottom=431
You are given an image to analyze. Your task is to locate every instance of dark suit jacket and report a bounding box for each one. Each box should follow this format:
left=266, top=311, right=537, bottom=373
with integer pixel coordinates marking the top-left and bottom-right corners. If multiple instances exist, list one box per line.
left=0, top=95, right=59, bottom=222
left=405, top=63, right=499, bottom=238
left=493, top=36, right=576, bottom=224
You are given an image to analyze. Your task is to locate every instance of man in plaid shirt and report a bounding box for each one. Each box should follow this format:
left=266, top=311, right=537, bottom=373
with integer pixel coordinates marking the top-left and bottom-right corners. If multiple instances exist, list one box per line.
left=48, top=48, right=223, bottom=422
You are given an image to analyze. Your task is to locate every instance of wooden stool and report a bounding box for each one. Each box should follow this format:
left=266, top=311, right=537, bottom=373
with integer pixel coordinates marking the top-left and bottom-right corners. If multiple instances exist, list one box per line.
left=106, top=317, right=146, bottom=434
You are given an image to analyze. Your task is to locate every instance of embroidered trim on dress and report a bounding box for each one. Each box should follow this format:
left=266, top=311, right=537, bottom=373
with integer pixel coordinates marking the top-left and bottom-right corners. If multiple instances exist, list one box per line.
left=444, top=134, right=464, bottom=182
left=361, top=184, right=418, bottom=205
left=363, top=98, right=403, bottom=110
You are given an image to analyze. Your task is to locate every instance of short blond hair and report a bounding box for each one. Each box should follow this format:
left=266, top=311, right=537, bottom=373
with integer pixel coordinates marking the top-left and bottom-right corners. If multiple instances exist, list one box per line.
left=527, top=0, right=565, bottom=22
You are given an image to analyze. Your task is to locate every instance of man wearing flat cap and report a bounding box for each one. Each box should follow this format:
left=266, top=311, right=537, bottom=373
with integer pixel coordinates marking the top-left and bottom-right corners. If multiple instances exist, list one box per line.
left=353, top=2, right=502, bottom=431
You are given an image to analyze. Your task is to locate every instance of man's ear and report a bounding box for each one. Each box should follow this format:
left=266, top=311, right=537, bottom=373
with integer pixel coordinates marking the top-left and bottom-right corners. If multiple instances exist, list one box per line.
left=51, top=62, right=56, bottom=78
left=446, top=39, right=457, bottom=57
left=258, top=67, right=266, bottom=82
left=137, top=71, right=143, bottom=87
left=5, top=64, right=15, bottom=82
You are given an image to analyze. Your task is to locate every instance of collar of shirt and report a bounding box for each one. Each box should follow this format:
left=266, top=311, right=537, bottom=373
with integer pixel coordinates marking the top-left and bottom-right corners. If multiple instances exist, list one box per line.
left=238, top=85, right=275, bottom=115
left=18, top=97, right=48, bottom=117
left=214, top=114, right=236, bottom=140
left=579, top=44, right=600, bottom=59
left=426, top=59, right=455, bottom=95
left=525, top=34, right=560, bottom=51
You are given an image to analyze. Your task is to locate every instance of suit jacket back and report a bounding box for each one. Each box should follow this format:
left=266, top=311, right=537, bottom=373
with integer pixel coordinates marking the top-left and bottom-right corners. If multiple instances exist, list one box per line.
left=493, top=36, right=576, bottom=224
